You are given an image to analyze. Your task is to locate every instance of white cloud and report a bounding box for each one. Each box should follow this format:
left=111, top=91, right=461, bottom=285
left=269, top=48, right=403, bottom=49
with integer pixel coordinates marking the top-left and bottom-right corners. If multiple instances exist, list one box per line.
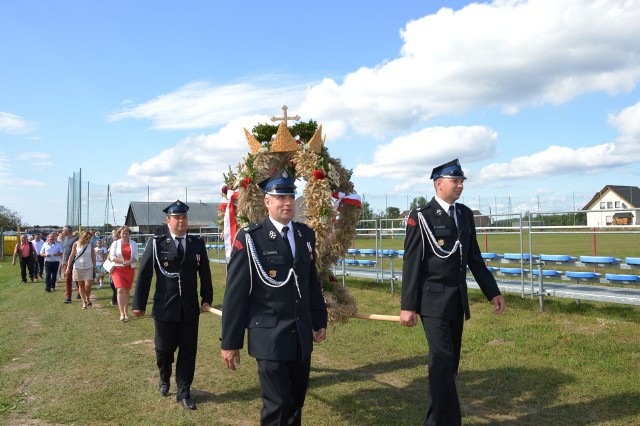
left=354, top=125, right=497, bottom=180
left=108, top=1, right=640, bottom=141
left=0, top=112, right=36, bottom=134
left=301, top=0, right=640, bottom=135
left=109, top=80, right=308, bottom=131
left=125, top=116, right=266, bottom=193
left=477, top=100, right=640, bottom=181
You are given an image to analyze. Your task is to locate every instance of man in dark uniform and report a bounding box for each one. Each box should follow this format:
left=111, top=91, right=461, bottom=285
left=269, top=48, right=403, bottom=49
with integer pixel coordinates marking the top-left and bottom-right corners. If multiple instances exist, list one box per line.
left=400, top=159, right=506, bottom=426
left=221, top=170, right=328, bottom=426
left=133, top=200, right=213, bottom=410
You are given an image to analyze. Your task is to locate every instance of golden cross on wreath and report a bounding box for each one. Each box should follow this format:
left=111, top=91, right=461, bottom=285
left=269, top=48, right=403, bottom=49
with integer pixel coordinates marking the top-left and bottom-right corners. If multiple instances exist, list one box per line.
left=270, top=105, right=301, bottom=126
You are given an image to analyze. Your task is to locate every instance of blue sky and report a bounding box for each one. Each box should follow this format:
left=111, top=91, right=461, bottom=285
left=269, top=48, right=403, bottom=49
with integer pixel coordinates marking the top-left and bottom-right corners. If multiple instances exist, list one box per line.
left=2, top=0, right=639, bottom=227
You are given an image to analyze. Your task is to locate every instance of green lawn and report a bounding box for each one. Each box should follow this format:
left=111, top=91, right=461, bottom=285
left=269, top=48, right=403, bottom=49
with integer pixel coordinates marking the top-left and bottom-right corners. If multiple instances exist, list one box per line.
left=1, top=259, right=639, bottom=425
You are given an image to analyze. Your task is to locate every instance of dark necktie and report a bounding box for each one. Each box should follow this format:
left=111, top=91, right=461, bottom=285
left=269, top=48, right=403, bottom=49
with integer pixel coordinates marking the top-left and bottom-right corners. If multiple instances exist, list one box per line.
left=448, top=205, right=457, bottom=228
left=176, top=237, right=184, bottom=261
left=282, top=226, right=293, bottom=257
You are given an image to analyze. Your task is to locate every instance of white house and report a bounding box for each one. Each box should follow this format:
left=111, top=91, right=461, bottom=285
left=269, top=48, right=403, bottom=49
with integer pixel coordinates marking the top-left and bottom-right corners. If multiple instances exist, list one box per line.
left=582, top=185, right=639, bottom=226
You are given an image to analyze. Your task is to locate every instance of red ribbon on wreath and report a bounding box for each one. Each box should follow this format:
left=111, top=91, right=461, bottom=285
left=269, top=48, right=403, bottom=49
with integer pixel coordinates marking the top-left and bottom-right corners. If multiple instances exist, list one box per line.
left=220, top=190, right=239, bottom=261
left=332, top=192, right=362, bottom=210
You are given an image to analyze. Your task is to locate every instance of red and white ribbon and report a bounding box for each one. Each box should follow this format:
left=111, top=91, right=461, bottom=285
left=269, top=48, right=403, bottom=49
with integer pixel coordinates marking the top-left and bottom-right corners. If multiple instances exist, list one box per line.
left=221, top=190, right=239, bottom=261
left=332, top=192, right=362, bottom=210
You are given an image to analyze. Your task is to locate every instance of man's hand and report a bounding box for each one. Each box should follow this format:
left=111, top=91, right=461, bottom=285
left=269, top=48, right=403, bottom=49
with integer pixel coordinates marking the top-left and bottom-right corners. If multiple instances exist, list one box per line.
left=313, top=328, right=326, bottom=343
left=201, top=302, right=211, bottom=312
left=400, top=310, right=418, bottom=327
left=132, top=309, right=145, bottom=317
left=492, top=295, right=506, bottom=315
left=221, top=349, right=240, bottom=371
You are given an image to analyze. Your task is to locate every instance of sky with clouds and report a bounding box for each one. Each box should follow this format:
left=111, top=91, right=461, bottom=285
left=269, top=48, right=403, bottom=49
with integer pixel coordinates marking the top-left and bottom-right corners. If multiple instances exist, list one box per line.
left=1, top=0, right=639, bottom=227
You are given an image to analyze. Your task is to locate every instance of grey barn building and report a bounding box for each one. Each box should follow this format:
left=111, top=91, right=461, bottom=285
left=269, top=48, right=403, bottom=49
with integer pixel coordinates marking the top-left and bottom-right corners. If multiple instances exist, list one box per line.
left=124, top=201, right=219, bottom=234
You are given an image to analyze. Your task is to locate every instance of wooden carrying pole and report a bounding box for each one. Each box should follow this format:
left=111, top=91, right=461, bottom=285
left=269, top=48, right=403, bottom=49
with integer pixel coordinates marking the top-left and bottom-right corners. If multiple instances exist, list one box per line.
left=208, top=308, right=399, bottom=322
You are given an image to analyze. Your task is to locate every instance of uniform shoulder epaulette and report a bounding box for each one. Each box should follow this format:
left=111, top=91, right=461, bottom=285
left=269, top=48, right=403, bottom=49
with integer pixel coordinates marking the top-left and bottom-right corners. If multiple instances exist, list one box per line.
left=243, top=223, right=262, bottom=233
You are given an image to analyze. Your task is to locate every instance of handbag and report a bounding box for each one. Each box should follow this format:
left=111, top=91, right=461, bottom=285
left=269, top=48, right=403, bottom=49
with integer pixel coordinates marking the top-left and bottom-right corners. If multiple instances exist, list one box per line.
left=103, top=258, right=116, bottom=273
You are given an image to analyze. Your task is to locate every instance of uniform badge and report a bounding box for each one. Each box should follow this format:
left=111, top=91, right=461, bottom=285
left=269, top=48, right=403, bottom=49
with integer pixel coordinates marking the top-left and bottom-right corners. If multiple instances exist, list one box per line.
left=234, top=239, right=244, bottom=251
left=436, top=209, right=443, bottom=217
left=407, top=217, right=416, bottom=227
left=282, top=170, right=288, bottom=178
left=269, top=230, right=276, bottom=240
left=269, top=270, right=277, bottom=277
left=438, top=239, right=445, bottom=246
left=297, top=229, right=302, bottom=237
left=163, top=261, right=169, bottom=267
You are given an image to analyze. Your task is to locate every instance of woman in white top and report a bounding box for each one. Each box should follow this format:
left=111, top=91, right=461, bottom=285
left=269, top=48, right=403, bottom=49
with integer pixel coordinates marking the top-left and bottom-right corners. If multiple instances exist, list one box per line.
left=66, top=230, right=97, bottom=309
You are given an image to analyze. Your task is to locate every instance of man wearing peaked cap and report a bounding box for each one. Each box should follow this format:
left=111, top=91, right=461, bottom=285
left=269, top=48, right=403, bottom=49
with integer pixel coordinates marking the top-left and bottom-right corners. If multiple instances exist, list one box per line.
left=258, top=169, right=297, bottom=195
left=221, top=169, right=327, bottom=425
left=400, top=159, right=505, bottom=425
left=133, top=200, right=213, bottom=410
left=163, top=199, right=189, bottom=215
left=429, top=158, right=467, bottom=180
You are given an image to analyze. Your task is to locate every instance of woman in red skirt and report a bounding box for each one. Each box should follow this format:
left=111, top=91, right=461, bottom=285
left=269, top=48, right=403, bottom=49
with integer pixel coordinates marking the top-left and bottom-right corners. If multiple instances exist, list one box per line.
left=109, top=226, right=139, bottom=322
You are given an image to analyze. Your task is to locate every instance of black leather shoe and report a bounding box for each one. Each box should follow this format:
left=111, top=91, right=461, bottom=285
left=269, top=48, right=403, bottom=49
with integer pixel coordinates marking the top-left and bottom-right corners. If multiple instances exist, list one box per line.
left=178, top=397, right=197, bottom=410
left=159, top=381, right=169, bottom=396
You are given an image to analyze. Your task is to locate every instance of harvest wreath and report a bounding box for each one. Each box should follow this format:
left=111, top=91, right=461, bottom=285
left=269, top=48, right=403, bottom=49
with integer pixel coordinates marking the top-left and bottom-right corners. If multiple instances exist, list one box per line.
left=219, top=118, right=361, bottom=323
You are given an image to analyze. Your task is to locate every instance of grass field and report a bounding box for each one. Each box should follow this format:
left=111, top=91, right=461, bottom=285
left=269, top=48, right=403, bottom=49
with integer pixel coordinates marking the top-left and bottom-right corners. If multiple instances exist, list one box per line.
left=1, top=258, right=640, bottom=425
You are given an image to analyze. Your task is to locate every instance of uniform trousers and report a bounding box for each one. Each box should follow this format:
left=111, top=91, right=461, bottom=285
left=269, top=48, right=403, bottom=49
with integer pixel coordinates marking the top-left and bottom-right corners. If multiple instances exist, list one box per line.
left=256, top=342, right=310, bottom=426
left=421, top=314, right=464, bottom=426
left=154, top=317, right=199, bottom=400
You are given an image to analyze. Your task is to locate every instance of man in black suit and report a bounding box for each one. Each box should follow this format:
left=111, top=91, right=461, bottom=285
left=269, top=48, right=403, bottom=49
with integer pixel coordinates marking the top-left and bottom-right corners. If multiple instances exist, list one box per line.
left=400, top=159, right=506, bottom=426
left=221, top=170, right=328, bottom=426
left=133, top=200, right=213, bottom=410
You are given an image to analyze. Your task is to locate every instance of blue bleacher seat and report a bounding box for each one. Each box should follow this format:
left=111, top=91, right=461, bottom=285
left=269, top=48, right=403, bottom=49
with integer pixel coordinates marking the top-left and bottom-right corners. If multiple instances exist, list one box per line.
left=344, top=259, right=358, bottom=266
left=605, top=273, right=639, bottom=283
left=347, top=249, right=359, bottom=255
left=625, top=257, right=640, bottom=265
left=532, top=269, right=563, bottom=277
left=578, top=256, right=619, bottom=264
left=397, top=250, right=405, bottom=258
left=499, top=267, right=523, bottom=275
left=539, top=254, right=577, bottom=263
left=503, top=253, right=537, bottom=261
left=357, top=260, right=377, bottom=266
left=486, top=266, right=499, bottom=273
left=380, top=250, right=397, bottom=257
left=359, top=249, right=376, bottom=256
left=566, top=271, right=600, bottom=280
left=481, top=252, right=501, bottom=260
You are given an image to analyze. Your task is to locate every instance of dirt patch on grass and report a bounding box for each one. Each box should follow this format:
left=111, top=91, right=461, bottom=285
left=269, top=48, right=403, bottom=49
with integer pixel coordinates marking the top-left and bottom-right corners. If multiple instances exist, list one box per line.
left=487, top=338, right=514, bottom=346
left=557, top=318, right=616, bottom=335
left=3, top=361, right=33, bottom=372
left=3, top=413, right=59, bottom=425
left=125, top=339, right=154, bottom=348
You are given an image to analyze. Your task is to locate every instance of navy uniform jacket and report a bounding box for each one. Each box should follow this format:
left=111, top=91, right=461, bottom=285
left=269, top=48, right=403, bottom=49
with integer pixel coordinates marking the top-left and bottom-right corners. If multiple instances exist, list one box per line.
left=401, top=198, right=501, bottom=320
left=133, top=233, right=213, bottom=322
left=221, top=218, right=328, bottom=362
